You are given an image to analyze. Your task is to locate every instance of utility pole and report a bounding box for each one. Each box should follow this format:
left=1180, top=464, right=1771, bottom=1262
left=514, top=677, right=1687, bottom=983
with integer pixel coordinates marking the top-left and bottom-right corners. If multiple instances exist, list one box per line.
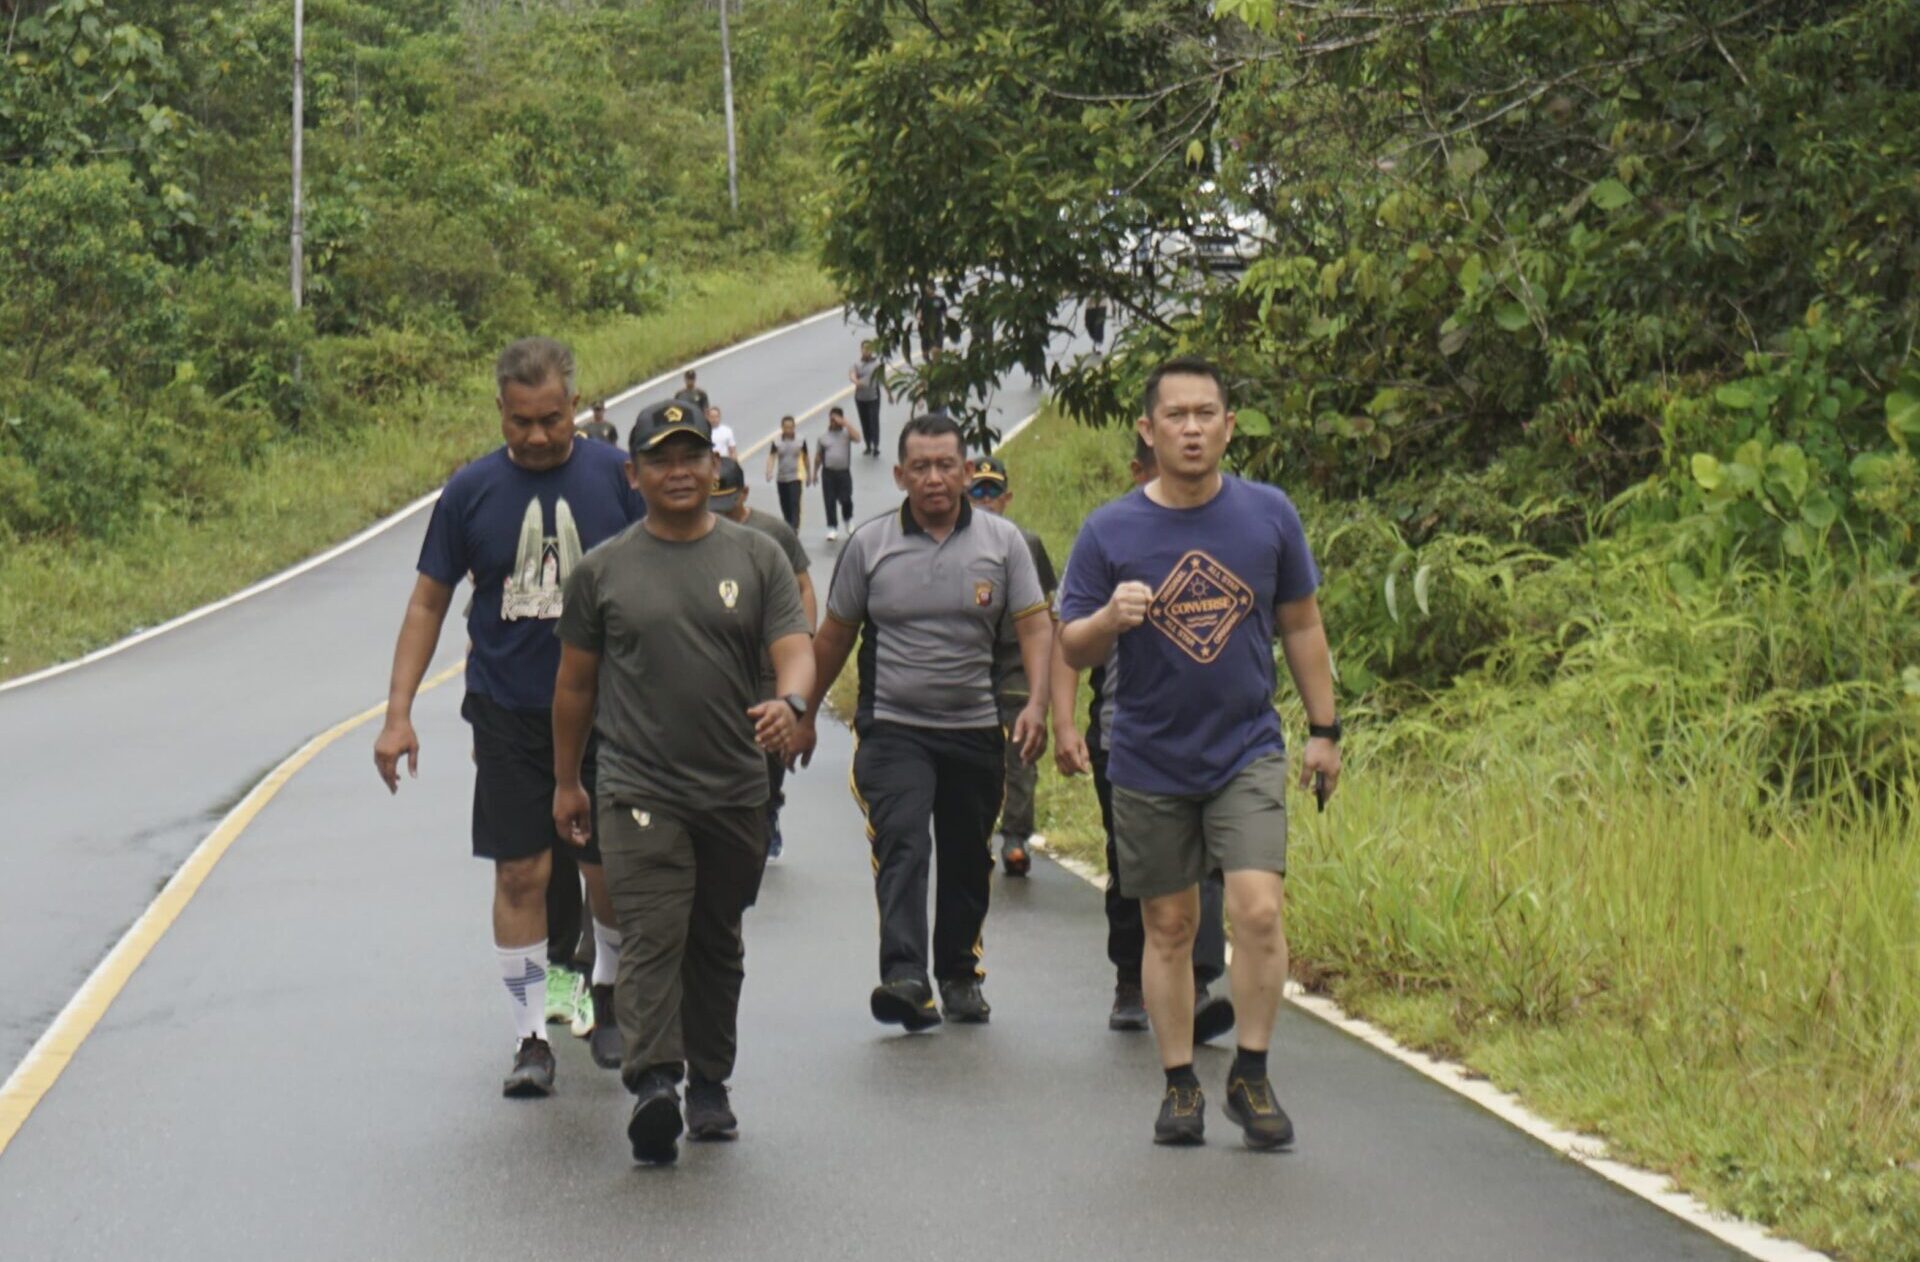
left=718, top=0, right=738, bottom=214
left=291, top=0, right=305, bottom=311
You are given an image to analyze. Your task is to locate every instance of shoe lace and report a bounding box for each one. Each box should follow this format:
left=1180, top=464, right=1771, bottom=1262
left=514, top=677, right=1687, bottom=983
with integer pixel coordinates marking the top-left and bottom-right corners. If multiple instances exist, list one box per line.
left=1167, top=1085, right=1202, bottom=1117
left=1233, top=1076, right=1275, bottom=1114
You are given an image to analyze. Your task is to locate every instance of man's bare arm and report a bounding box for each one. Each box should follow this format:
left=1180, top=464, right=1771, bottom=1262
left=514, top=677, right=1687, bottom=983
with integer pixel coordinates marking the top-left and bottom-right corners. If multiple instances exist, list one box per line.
left=373, top=574, right=455, bottom=793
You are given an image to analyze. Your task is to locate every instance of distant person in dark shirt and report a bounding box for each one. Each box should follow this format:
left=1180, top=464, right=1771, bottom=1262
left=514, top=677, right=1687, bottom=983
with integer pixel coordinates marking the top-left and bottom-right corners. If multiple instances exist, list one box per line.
left=917, top=282, right=948, bottom=362
left=675, top=369, right=711, bottom=415
left=578, top=400, right=618, bottom=446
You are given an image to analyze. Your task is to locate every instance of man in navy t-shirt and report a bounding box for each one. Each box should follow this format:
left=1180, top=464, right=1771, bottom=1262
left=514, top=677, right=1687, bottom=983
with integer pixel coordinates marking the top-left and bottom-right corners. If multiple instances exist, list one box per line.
left=1059, top=355, right=1342, bottom=1151
left=374, top=336, right=645, bottom=1098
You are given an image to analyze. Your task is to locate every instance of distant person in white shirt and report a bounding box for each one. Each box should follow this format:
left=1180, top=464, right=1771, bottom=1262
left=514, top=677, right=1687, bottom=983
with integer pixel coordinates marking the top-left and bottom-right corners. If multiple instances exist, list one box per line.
left=707, top=404, right=739, bottom=462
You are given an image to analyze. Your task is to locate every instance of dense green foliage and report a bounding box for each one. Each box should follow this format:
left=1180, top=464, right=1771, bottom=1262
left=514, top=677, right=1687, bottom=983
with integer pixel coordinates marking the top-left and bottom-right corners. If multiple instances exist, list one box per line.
left=1, top=0, right=824, bottom=544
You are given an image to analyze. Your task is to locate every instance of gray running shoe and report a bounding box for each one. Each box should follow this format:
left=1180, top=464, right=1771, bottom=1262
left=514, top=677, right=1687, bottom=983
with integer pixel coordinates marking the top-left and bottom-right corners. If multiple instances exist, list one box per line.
left=1154, top=1084, right=1206, bottom=1146
left=685, top=1080, right=738, bottom=1141
left=502, top=1036, right=555, bottom=1098
left=1109, top=980, right=1149, bottom=1031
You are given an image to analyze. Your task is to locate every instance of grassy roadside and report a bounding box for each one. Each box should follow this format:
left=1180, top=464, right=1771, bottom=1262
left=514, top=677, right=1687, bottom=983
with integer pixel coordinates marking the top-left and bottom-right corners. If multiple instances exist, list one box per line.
left=995, top=407, right=1920, bottom=1262
left=0, top=259, right=837, bottom=683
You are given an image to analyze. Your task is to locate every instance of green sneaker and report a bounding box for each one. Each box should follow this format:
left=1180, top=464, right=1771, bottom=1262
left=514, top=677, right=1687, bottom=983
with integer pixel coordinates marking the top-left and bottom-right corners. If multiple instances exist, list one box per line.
left=544, top=965, right=584, bottom=1026
left=569, top=976, right=597, bottom=1038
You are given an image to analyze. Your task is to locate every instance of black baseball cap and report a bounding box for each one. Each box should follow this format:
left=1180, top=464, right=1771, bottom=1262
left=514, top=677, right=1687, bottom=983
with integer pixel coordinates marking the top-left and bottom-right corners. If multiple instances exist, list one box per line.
left=628, top=398, right=713, bottom=456
left=970, top=454, right=1010, bottom=491
left=709, top=456, right=747, bottom=514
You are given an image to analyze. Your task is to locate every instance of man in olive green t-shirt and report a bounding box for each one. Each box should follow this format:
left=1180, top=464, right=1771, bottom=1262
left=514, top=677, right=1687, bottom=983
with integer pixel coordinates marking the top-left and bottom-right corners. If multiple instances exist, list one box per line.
left=552, top=399, right=813, bottom=1166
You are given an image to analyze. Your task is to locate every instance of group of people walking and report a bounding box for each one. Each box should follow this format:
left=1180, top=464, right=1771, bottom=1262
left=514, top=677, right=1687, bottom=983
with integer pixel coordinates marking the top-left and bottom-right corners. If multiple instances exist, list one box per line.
left=373, top=334, right=1342, bottom=1165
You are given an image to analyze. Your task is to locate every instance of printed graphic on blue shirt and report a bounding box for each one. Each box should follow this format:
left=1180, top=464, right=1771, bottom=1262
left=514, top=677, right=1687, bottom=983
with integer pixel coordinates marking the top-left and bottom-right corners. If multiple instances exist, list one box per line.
left=1147, top=551, right=1256, bottom=664
left=502, top=498, right=585, bottom=622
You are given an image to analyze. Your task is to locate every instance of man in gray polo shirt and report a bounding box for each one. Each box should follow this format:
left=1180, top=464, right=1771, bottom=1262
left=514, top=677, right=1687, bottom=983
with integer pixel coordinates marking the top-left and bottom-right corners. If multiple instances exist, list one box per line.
left=792, top=414, right=1052, bottom=1029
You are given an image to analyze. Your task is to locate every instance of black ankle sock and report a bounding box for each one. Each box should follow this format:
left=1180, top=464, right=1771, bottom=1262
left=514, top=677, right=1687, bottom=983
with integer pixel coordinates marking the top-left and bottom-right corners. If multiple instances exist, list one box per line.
left=1164, top=1063, right=1200, bottom=1089
left=1232, top=1047, right=1268, bottom=1078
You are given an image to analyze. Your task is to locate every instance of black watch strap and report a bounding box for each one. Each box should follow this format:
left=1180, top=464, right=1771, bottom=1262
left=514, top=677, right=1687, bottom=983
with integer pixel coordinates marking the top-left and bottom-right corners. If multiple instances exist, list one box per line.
left=1308, top=719, right=1342, bottom=743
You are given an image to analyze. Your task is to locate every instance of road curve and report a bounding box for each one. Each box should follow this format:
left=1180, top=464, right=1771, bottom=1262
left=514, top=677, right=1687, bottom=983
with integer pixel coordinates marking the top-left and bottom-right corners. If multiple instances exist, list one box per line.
left=0, top=316, right=1745, bottom=1260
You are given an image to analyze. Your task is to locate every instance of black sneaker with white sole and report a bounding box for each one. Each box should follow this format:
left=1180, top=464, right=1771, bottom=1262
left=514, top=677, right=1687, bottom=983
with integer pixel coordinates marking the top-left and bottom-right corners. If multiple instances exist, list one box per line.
left=1153, top=1084, right=1206, bottom=1146
left=870, top=978, right=944, bottom=1031
left=938, top=977, right=991, bottom=1024
left=1223, top=1072, right=1294, bottom=1150
left=588, top=984, right=622, bottom=1071
left=1193, top=984, right=1236, bottom=1044
left=685, top=1080, right=738, bottom=1141
left=501, top=1036, right=555, bottom=1098
left=627, top=1072, right=684, bottom=1165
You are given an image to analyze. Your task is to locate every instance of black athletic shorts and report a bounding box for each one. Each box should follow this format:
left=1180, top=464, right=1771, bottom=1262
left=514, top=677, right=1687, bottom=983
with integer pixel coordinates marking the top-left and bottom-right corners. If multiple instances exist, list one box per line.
left=462, top=691, right=601, bottom=866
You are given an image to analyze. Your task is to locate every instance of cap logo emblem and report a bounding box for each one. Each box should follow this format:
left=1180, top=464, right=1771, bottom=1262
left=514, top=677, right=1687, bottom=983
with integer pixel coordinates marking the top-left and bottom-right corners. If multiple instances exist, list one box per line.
left=719, top=579, right=740, bottom=610
left=665, top=406, right=683, bottom=423
left=974, top=579, right=995, bottom=607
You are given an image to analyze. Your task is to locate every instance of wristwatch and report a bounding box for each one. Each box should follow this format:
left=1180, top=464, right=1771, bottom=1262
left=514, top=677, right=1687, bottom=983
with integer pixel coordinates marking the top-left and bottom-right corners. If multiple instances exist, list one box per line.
left=1308, top=719, right=1342, bottom=743
left=784, top=694, right=810, bottom=718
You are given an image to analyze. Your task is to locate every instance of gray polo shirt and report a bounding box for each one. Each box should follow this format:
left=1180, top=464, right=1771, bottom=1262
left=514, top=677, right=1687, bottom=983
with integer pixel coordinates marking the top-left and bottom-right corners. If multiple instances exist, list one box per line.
left=827, top=500, right=1048, bottom=730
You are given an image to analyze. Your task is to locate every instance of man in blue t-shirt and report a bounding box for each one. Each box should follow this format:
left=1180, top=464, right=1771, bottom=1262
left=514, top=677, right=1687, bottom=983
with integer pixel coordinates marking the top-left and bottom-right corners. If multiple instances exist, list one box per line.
left=1059, top=355, right=1342, bottom=1152
left=374, top=337, right=645, bottom=1098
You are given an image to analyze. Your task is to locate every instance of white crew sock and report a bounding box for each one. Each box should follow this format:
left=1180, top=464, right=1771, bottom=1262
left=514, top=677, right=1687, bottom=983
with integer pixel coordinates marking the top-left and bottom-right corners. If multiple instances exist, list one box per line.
left=591, top=919, right=621, bottom=988
left=497, top=942, right=547, bottom=1042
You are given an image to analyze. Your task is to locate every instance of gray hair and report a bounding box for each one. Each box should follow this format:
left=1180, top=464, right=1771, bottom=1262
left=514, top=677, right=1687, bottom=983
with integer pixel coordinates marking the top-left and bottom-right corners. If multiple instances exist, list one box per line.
left=495, top=336, right=576, bottom=397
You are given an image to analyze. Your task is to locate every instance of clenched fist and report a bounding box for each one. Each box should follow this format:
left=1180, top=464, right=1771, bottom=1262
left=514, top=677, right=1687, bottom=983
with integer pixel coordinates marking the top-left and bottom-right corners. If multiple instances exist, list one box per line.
left=1105, top=581, right=1153, bottom=633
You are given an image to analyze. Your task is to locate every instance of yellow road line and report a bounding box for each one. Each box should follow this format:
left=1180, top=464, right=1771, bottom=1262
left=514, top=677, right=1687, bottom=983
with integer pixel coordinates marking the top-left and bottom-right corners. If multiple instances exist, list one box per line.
left=0, top=660, right=467, bottom=1158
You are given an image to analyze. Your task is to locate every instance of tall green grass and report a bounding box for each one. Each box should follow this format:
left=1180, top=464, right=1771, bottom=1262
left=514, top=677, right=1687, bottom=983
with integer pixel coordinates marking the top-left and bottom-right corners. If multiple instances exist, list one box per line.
left=0, top=259, right=836, bottom=681
left=999, top=407, right=1920, bottom=1262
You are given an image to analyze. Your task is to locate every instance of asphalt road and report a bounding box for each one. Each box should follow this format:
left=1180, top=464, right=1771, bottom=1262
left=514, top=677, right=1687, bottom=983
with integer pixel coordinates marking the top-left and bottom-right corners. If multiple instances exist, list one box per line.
left=0, top=314, right=1746, bottom=1259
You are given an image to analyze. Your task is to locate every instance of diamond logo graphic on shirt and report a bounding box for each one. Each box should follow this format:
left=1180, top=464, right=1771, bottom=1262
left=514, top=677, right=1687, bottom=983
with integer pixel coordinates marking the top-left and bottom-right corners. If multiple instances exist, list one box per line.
left=1147, top=551, right=1256, bottom=664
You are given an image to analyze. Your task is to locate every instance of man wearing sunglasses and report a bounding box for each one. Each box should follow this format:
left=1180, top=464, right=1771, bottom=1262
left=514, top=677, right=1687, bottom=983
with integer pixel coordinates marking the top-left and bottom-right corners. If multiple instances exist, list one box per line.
left=967, top=456, right=1057, bottom=877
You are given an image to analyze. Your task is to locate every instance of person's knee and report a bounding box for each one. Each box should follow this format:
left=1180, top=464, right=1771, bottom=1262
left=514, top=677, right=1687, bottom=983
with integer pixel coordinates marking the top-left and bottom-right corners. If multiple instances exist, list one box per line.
left=1142, top=896, right=1199, bottom=951
left=496, top=854, right=549, bottom=906
left=1227, top=879, right=1287, bottom=945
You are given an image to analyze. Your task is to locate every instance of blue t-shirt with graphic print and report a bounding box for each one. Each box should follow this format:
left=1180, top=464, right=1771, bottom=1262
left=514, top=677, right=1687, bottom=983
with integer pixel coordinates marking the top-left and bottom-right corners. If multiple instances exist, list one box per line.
left=417, top=442, right=643, bottom=711
left=1057, top=476, right=1320, bottom=797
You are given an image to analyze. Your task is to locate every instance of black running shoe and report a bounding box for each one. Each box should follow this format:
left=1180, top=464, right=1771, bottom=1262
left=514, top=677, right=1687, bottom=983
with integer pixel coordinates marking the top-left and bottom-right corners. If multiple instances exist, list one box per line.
left=870, top=978, right=944, bottom=1031
left=685, top=1080, right=738, bottom=1142
left=502, top=1036, right=555, bottom=1098
left=938, top=977, right=991, bottom=1024
left=1153, top=1084, right=1206, bottom=1146
left=1223, top=1072, right=1294, bottom=1150
left=1000, top=835, right=1031, bottom=877
left=1193, top=985, right=1236, bottom=1045
left=1109, top=980, right=1148, bottom=1031
left=627, top=1074, right=683, bottom=1165
left=588, top=984, right=622, bottom=1071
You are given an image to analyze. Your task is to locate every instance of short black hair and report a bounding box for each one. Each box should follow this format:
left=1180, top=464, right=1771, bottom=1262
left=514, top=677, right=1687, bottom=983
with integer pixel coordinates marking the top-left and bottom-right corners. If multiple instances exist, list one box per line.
left=829, top=405, right=845, bottom=418
left=1143, top=355, right=1228, bottom=418
left=898, top=412, right=964, bottom=461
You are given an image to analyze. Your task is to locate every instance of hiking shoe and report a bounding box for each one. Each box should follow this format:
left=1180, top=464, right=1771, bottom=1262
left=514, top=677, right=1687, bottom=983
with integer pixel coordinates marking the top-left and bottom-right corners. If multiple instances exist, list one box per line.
left=544, top=965, right=584, bottom=1026
left=587, top=984, right=622, bottom=1071
left=1109, top=980, right=1149, bottom=1031
left=1194, top=984, right=1236, bottom=1045
left=767, top=811, right=784, bottom=862
left=1000, top=835, right=1031, bottom=877
left=938, top=977, right=991, bottom=1024
left=502, top=1036, right=555, bottom=1099
left=1223, top=1072, right=1294, bottom=1150
left=685, top=1080, right=738, bottom=1141
left=870, top=978, right=943, bottom=1032
left=627, top=1074, right=683, bottom=1165
left=1154, top=1084, right=1206, bottom=1146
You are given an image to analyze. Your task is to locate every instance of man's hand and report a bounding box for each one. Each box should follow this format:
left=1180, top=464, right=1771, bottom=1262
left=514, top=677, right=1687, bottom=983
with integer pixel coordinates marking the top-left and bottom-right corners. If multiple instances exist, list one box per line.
left=1299, top=736, right=1342, bottom=803
left=373, top=716, right=419, bottom=794
left=750, top=699, right=797, bottom=751
left=553, top=781, right=593, bottom=847
left=785, top=715, right=819, bottom=770
left=1053, top=722, right=1091, bottom=777
left=1011, top=701, right=1048, bottom=766
left=1105, top=580, right=1153, bottom=633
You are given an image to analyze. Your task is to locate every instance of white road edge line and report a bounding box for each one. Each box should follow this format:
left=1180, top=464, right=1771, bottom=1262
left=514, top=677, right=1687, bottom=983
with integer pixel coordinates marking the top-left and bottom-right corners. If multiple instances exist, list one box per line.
left=0, top=305, right=849, bottom=697
left=1024, top=836, right=1832, bottom=1262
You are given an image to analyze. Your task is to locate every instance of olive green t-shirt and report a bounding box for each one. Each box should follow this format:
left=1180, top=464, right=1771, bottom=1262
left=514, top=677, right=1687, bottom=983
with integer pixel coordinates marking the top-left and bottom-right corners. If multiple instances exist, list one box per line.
left=557, top=517, right=810, bottom=811
left=737, top=507, right=810, bottom=697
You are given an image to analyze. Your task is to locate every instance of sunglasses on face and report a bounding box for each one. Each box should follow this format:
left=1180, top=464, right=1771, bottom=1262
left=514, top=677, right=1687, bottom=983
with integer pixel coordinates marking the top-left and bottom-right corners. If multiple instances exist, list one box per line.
left=968, top=482, right=1003, bottom=500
